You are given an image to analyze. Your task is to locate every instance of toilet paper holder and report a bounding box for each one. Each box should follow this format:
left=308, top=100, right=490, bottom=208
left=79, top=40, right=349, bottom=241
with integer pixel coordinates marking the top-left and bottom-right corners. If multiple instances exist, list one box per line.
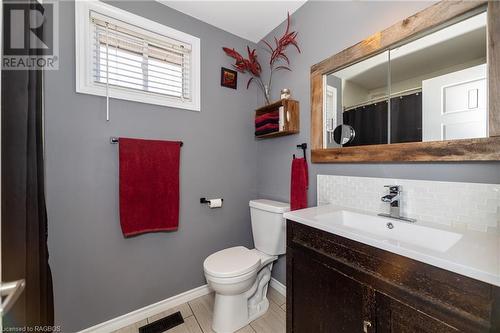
left=200, top=198, right=224, bottom=204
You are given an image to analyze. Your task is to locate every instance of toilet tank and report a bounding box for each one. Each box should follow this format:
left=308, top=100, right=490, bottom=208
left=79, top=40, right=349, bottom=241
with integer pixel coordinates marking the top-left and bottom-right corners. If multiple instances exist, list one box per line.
left=249, top=199, right=290, bottom=255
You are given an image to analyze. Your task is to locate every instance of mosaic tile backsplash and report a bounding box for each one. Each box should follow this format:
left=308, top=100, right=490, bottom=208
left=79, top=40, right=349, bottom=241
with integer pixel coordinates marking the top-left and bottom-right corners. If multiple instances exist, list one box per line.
left=317, top=175, right=500, bottom=232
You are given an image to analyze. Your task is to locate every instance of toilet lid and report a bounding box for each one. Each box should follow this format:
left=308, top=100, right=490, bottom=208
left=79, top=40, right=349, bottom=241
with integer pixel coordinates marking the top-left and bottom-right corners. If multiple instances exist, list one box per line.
left=204, top=246, right=261, bottom=278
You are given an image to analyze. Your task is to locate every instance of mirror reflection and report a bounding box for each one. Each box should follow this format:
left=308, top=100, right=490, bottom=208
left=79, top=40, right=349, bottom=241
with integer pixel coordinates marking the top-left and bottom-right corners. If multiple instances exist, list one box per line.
left=333, top=124, right=356, bottom=145
left=324, top=11, right=487, bottom=148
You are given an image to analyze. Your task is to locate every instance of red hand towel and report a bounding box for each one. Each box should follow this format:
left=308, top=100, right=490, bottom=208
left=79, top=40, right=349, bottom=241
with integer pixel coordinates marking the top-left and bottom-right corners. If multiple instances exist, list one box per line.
left=290, top=157, right=308, bottom=211
left=119, top=138, right=181, bottom=237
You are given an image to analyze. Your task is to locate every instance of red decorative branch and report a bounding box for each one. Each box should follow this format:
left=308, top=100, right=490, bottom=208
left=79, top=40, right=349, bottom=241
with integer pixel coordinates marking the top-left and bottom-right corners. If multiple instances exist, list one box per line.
left=222, top=12, right=300, bottom=104
left=265, top=13, right=301, bottom=66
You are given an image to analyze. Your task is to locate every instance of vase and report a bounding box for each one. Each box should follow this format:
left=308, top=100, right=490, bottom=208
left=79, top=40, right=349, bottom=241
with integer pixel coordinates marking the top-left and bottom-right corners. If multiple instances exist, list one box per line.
left=263, top=85, right=271, bottom=105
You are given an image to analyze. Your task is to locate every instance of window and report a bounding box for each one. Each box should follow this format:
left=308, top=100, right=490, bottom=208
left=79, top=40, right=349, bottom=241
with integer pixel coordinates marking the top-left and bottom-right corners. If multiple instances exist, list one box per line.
left=75, top=1, right=200, bottom=111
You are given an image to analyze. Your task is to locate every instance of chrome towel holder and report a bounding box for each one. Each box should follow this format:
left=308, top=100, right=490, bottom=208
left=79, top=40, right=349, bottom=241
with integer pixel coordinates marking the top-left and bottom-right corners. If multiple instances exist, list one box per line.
left=110, top=137, right=184, bottom=146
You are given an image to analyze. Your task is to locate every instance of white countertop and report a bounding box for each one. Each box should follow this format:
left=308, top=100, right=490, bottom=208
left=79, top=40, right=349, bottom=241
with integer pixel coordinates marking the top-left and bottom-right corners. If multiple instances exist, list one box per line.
left=284, top=204, right=500, bottom=287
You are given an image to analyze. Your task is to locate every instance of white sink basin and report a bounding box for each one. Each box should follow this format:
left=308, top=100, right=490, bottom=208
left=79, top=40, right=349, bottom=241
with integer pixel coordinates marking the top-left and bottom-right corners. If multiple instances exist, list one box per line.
left=284, top=205, right=500, bottom=287
left=315, top=210, right=462, bottom=253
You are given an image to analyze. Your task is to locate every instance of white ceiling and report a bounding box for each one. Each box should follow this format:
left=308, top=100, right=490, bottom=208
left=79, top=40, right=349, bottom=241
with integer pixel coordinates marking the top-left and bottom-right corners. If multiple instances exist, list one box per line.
left=157, top=1, right=307, bottom=43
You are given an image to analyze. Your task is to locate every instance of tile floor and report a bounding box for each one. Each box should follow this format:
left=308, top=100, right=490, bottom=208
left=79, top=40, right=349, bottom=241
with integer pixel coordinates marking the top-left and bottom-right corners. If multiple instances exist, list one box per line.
left=112, top=287, right=286, bottom=333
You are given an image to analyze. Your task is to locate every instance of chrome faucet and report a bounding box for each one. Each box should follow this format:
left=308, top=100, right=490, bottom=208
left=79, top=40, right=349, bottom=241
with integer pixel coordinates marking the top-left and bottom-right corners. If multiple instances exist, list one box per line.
left=378, top=185, right=416, bottom=223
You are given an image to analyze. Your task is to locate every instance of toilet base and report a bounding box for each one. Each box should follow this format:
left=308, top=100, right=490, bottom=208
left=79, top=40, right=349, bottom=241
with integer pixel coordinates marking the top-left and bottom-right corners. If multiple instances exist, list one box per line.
left=212, top=291, right=270, bottom=333
left=211, top=261, right=275, bottom=333
left=248, top=296, right=270, bottom=322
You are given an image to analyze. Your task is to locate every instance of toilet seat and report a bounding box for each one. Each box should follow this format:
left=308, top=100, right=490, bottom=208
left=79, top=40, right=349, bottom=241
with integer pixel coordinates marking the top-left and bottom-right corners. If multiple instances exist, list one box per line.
left=204, top=246, right=261, bottom=279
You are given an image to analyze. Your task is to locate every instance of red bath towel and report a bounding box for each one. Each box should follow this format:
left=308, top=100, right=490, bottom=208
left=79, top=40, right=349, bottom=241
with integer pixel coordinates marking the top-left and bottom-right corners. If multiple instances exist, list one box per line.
left=290, top=157, right=308, bottom=211
left=119, top=138, right=181, bottom=237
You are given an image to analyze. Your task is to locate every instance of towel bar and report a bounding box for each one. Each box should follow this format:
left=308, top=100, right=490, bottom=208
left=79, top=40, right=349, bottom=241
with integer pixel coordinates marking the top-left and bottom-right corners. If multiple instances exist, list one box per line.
left=110, top=137, right=183, bottom=146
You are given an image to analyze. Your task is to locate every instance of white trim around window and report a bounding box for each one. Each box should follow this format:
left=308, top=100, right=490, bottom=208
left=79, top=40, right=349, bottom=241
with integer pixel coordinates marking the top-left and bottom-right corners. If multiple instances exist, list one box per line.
left=75, top=0, right=201, bottom=111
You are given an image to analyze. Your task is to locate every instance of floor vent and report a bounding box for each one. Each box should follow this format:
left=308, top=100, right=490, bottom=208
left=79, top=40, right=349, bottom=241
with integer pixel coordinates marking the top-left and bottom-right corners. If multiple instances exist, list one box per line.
left=138, top=311, right=184, bottom=333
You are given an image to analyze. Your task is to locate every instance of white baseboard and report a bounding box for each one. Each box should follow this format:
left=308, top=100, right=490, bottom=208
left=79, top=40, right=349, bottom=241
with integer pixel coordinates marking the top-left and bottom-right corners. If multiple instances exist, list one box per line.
left=79, top=284, right=211, bottom=333
left=80, top=278, right=284, bottom=332
left=270, top=277, right=286, bottom=297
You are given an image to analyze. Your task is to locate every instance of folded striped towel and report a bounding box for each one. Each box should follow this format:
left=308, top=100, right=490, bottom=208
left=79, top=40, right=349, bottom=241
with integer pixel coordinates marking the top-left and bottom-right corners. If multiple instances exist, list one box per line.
left=255, top=123, right=279, bottom=136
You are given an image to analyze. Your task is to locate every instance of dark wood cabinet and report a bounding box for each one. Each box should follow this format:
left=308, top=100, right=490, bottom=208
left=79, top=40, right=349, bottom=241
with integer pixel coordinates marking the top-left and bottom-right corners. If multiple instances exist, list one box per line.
left=376, top=292, right=458, bottom=333
left=286, top=220, right=500, bottom=333
left=290, top=248, right=370, bottom=332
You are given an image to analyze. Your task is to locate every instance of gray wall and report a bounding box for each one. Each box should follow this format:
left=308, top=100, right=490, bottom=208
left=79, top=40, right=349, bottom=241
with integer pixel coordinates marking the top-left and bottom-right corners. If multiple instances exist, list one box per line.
left=256, top=1, right=500, bottom=284
left=44, top=1, right=259, bottom=331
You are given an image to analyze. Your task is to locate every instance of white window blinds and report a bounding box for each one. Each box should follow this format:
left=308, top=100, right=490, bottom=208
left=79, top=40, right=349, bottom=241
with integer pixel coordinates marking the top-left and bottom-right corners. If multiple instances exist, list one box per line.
left=91, top=11, right=192, bottom=101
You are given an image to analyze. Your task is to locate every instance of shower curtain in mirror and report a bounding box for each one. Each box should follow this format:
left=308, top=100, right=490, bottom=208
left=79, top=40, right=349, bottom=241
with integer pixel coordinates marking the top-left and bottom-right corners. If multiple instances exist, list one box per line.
left=390, top=93, right=422, bottom=143
left=343, top=92, right=422, bottom=146
left=343, top=102, right=388, bottom=146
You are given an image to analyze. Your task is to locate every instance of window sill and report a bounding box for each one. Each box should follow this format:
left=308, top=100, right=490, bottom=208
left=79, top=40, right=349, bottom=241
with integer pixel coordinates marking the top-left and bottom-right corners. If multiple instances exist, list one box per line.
left=76, top=83, right=201, bottom=112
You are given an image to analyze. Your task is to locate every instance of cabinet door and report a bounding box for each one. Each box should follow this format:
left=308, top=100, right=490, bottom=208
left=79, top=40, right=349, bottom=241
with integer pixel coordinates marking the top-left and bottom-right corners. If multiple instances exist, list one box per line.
left=376, top=292, right=458, bottom=333
left=290, top=248, right=373, bottom=333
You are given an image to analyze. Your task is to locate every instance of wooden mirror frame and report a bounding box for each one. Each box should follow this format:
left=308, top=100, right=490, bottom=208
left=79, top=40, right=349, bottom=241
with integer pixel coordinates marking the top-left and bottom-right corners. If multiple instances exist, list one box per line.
left=311, top=1, right=500, bottom=162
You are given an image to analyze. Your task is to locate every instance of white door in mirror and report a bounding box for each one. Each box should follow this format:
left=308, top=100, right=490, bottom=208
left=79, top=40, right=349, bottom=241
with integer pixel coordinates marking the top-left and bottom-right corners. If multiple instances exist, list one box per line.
left=324, top=85, right=337, bottom=147
left=422, top=63, right=487, bottom=141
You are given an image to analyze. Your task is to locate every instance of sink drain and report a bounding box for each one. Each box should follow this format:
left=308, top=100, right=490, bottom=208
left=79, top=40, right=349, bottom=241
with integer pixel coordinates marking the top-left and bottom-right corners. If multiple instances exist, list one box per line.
left=386, top=222, right=394, bottom=229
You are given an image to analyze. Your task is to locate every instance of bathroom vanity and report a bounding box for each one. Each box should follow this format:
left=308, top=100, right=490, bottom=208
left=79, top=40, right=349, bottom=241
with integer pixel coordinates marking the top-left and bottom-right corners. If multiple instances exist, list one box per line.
left=284, top=205, right=500, bottom=332
left=288, top=0, right=500, bottom=329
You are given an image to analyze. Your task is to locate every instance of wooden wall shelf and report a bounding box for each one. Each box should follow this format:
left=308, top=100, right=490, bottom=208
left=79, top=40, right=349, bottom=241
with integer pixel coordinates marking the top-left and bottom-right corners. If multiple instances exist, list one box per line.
left=255, top=99, right=300, bottom=139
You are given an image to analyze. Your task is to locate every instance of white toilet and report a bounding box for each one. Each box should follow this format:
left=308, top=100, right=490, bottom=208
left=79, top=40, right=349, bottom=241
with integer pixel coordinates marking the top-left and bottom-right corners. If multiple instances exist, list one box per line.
left=203, top=199, right=289, bottom=333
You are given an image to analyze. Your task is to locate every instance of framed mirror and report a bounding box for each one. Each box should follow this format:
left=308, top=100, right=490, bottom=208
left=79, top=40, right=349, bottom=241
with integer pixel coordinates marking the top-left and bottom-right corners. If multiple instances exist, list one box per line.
left=311, top=1, right=500, bottom=162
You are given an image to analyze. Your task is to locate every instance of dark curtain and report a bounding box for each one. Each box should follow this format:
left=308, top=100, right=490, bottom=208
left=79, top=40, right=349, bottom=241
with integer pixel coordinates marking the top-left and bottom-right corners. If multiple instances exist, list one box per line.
left=343, top=101, right=388, bottom=146
left=390, top=93, right=422, bottom=143
left=1, top=0, right=54, bottom=328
